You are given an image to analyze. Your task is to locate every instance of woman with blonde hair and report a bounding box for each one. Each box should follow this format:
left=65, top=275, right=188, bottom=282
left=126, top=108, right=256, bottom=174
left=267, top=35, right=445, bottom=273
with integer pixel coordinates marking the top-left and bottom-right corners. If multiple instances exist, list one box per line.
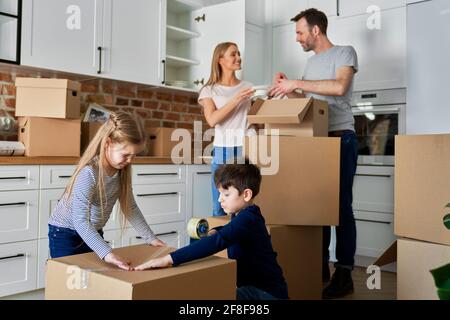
left=199, top=42, right=255, bottom=216
left=48, top=111, right=165, bottom=270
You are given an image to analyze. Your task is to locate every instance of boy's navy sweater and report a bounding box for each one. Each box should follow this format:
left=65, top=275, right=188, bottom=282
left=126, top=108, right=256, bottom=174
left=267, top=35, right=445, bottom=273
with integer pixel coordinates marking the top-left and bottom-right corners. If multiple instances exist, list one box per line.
left=170, top=205, right=289, bottom=299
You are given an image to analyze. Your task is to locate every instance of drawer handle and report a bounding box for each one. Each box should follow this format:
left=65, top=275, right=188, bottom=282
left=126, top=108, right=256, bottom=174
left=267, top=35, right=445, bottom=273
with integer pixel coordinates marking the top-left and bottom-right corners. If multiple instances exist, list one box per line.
left=0, top=176, right=27, bottom=180
left=355, top=218, right=391, bottom=225
left=136, top=192, right=178, bottom=197
left=136, top=231, right=177, bottom=239
left=0, top=253, right=26, bottom=261
left=355, top=174, right=391, bottom=178
left=196, top=172, right=211, bottom=175
left=58, top=175, right=72, bottom=179
left=0, top=202, right=27, bottom=208
left=137, top=173, right=178, bottom=177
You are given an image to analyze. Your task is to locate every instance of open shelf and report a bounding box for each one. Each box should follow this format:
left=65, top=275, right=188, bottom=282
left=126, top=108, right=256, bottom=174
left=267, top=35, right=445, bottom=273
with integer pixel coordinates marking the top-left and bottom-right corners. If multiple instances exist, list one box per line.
left=167, top=0, right=202, bottom=14
left=167, top=25, right=200, bottom=41
left=166, top=54, right=200, bottom=68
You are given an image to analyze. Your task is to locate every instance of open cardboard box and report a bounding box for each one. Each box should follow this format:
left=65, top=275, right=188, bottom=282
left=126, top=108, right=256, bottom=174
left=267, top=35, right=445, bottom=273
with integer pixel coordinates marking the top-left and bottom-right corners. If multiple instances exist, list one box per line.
left=206, top=216, right=322, bottom=300
left=45, top=244, right=236, bottom=300
left=247, top=97, right=328, bottom=137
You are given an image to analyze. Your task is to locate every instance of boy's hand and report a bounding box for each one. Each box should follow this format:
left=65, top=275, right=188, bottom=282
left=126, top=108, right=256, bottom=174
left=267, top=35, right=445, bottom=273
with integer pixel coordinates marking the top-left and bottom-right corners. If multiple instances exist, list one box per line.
left=104, top=252, right=132, bottom=271
left=208, top=229, right=218, bottom=236
left=134, top=254, right=173, bottom=271
left=150, top=238, right=166, bottom=247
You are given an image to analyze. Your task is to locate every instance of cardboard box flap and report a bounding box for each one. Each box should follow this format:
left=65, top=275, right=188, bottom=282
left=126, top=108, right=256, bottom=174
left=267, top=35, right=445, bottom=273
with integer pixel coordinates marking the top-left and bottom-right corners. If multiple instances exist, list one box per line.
left=373, top=240, right=397, bottom=267
left=15, top=77, right=81, bottom=91
left=247, top=98, right=313, bottom=125
left=50, top=244, right=235, bottom=285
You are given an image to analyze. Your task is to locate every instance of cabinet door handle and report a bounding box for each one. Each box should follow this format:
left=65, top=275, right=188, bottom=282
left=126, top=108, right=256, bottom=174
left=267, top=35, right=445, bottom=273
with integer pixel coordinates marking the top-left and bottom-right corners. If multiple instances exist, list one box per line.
left=194, top=14, right=205, bottom=23
left=97, top=46, right=103, bottom=74
left=0, top=176, right=27, bottom=180
left=137, top=173, right=178, bottom=177
left=58, top=175, right=72, bottom=179
left=355, top=173, right=392, bottom=178
left=337, top=0, right=340, bottom=16
left=196, top=172, right=211, bottom=175
left=355, top=218, right=391, bottom=225
left=161, top=59, right=166, bottom=84
left=0, top=253, right=26, bottom=261
left=0, top=202, right=27, bottom=208
left=136, top=192, right=178, bottom=198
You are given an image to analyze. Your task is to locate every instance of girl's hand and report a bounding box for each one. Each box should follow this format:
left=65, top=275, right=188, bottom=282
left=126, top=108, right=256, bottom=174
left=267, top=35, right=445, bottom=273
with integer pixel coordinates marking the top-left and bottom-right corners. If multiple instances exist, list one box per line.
left=134, top=254, right=173, bottom=271
left=150, top=238, right=166, bottom=247
left=104, top=252, right=132, bottom=271
left=233, top=87, right=255, bottom=105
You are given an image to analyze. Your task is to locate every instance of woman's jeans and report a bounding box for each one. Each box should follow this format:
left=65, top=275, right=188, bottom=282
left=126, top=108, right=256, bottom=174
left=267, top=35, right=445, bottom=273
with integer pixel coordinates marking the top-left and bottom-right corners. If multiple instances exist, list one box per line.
left=211, top=146, right=242, bottom=216
left=48, top=224, right=104, bottom=258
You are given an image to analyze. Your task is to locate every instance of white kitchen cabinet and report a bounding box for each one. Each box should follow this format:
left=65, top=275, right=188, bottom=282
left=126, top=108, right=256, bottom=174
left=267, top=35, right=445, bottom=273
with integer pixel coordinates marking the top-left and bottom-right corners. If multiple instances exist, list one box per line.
left=165, top=0, right=246, bottom=91
left=186, top=164, right=213, bottom=219
left=327, top=7, right=406, bottom=91
left=245, top=0, right=266, bottom=27
left=0, top=165, right=39, bottom=191
left=0, top=0, right=18, bottom=15
left=243, top=23, right=266, bottom=86
left=270, top=0, right=309, bottom=26
left=122, top=221, right=185, bottom=248
left=37, top=238, right=48, bottom=289
left=338, top=0, right=405, bottom=17
left=40, top=165, right=76, bottom=189
left=406, top=0, right=430, bottom=3
left=0, top=10, right=19, bottom=62
left=272, top=23, right=312, bottom=81
left=21, top=0, right=103, bottom=75
left=0, top=240, right=38, bottom=297
left=103, top=229, right=123, bottom=249
left=38, top=189, right=64, bottom=239
left=352, top=166, right=394, bottom=214
left=132, top=164, right=186, bottom=185
left=0, top=190, right=39, bottom=244
left=308, top=0, right=338, bottom=17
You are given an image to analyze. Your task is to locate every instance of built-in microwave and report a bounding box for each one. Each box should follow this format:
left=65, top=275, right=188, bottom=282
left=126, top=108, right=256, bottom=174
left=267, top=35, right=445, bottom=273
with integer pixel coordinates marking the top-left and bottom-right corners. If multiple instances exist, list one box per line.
left=351, top=88, right=406, bottom=166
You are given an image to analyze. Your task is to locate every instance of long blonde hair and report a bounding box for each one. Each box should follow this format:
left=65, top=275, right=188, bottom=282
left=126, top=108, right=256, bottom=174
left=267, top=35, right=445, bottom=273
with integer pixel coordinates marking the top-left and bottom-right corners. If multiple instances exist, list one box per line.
left=66, top=110, right=147, bottom=229
left=203, top=42, right=238, bottom=89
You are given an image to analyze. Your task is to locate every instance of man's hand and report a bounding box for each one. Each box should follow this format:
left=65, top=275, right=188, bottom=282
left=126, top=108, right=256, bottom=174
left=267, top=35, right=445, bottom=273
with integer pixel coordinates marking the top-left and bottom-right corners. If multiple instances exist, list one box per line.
left=104, top=252, right=132, bottom=271
left=150, top=238, right=166, bottom=247
left=273, top=72, right=288, bottom=83
left=134, top=254, right=174, bottom=271
left=269, top=79, right=299, bottom=97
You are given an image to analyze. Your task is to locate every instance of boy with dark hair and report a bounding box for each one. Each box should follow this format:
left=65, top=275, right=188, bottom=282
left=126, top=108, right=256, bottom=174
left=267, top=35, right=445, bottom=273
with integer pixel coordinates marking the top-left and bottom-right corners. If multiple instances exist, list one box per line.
left=135, top=160, right=288, bottom=300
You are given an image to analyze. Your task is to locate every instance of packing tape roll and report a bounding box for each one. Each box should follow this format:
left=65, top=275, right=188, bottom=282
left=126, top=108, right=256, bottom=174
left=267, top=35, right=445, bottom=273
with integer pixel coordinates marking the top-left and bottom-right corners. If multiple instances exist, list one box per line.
left=187, top=218, right=209, bottom=239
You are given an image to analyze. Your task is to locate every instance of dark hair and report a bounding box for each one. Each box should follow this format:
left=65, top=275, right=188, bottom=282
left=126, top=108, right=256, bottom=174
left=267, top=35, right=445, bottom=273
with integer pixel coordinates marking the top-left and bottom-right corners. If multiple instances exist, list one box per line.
left=291, top=8, right=328, bottom=35
left=214, top=159, right=262, bottom=199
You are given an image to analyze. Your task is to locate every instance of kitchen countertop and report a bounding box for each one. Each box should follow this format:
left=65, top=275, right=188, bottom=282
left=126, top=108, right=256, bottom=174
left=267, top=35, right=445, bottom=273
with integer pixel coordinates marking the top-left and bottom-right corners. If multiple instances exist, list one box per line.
left=0, top=156, right=188, bottom=165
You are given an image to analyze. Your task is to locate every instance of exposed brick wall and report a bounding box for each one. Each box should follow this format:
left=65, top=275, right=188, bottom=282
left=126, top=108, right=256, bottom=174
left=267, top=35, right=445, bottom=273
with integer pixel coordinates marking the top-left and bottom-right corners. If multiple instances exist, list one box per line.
left=0, top=69, right=207, bottom=141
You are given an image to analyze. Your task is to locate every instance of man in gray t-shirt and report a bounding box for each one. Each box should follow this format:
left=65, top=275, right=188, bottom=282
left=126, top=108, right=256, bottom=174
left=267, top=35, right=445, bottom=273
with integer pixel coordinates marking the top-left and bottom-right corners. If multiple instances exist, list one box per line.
left=270, top=8, right=359, bottom=299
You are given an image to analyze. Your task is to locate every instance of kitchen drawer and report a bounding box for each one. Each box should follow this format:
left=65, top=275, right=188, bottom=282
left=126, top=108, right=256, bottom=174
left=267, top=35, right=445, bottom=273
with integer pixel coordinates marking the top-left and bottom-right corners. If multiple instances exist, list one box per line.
left=132, top=165, right=186, bottom=185
left=39, top=189, right=65, bottom=239
left=37, top=238, right=49, bottom=289
left=355, top=210, right=396, bottom=258
left=40, top=165, right=77, bottom=189
left=122, top=221, right=185, bottom=249
left=104, top=202, right=121, bottom=231
left=353, top=166, right=394, bottom=213
left=133, top=184, right=186, bottom=225
left=0, top=165, right=39, bottom=191
left=0, top=240, right=38, bottom=297
left=0, top=190, right=39, bottom=244
left=103, top=229, right=123, bottom=249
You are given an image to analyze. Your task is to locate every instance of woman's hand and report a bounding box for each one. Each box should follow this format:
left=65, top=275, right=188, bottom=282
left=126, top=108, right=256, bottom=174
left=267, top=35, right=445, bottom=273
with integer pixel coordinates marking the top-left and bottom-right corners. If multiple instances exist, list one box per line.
left=104, top=252, right=132, bottom=271
left=233, top=87, right=255, bottom=105
left=150, top=238, right=166, bottom=247
left=134, top=254, right=174, bottom=271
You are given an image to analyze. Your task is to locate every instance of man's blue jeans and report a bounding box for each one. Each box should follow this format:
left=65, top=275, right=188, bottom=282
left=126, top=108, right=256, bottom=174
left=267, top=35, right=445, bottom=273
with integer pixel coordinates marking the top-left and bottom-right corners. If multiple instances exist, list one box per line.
left=323, top=130, right=358, bottom=269
left=211, top=146, right=242, bottom=216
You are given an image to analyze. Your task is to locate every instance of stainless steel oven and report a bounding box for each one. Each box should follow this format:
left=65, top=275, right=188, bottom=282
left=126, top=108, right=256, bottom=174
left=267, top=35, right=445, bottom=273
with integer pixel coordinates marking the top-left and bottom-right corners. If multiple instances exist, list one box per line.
left=351, top=88, right=406, bottom=166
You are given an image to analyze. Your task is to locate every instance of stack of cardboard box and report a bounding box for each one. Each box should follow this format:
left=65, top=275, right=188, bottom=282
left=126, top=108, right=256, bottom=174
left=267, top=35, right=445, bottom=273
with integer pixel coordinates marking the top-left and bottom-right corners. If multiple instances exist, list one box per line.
left=205, top=97, right=341, bottom=300
left=376, top=134, right=450, bottom=300
left=15, top=78, right=81, bottom=157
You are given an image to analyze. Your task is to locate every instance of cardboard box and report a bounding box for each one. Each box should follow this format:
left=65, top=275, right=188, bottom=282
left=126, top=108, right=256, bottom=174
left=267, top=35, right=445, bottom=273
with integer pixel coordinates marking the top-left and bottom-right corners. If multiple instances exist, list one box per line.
left=377, top=239, right=450, bottom=300
left=18, top=117, right=81, bottom=157
left=247, top=97, right=328, bottom=137
left=81, top=122, right=104, bottom=153
left=45, top=244, right=236, bottom=300
left=15, top=77, right=81, bottom=119
left=395, top=134, right=450, bottom=245
left=205, top=216, right=322, bottom=300
left=244, top=135, right=340, bottom=226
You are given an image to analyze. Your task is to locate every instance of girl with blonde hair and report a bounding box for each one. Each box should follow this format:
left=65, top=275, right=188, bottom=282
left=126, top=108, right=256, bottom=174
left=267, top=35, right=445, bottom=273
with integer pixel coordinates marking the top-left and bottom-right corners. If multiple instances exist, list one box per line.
left=48, top=110, right=165, bottom=270
left=199, top=42, right=255, bottom=216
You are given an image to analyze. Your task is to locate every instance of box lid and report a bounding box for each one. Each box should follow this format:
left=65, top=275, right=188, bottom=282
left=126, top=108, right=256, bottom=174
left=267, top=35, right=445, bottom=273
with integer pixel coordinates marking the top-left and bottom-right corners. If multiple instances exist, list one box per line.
left=49, top=244, right=235, bottom=285
left=15, top=77, right=81, bottom=91
left=247, top=98, right=314, bottom=125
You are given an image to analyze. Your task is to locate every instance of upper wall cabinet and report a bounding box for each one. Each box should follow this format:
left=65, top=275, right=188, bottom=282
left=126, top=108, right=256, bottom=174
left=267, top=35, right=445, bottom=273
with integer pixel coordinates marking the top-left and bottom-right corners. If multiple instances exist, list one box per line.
left=338, top=0, right=406, bottom=17
left=271, top=0, right=308, bottom=26
left=308, top=0, right=338, bottom=17
left=245, top=0, right=266, bottom=27
left=21, top=0, right=164, bottom=85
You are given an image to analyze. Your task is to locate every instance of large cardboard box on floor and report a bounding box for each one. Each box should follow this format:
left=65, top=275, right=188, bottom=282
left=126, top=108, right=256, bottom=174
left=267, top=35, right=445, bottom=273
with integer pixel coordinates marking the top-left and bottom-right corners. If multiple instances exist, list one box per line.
left=244, top=135, right=340, bottom=226
left=45, top=244, right=236, bottom=300
left=81, top=122, right=104, bottom=153
left=206, top=216, right=322, bottom=300
left=395, top=134, right=450, bottom=245
left=247, top=97, right=328, bottom=137
left=18, top=117, right=81, bottom=157
left=15, top=78, right=81, bottom=119
left=377, top=238, right=450, bottom=300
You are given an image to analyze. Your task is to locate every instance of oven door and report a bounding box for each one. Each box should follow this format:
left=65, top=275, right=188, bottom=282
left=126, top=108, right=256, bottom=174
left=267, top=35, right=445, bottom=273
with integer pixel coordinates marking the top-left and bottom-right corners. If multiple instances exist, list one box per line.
left=352, top=105, right=404, bottom=166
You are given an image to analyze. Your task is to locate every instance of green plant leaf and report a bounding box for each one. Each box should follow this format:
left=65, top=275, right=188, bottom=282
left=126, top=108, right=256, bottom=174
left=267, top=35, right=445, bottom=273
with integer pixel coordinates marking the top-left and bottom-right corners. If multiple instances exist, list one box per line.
left=444, top=214, right=450, bottom=230
left=446, top=203, right=450, bottom=208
